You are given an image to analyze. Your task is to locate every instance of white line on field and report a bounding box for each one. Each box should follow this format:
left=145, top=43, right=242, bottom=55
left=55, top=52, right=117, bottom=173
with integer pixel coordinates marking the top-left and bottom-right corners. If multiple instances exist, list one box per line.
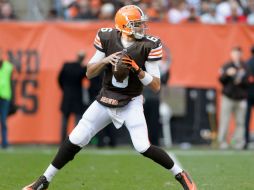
left=1, top=148, right=253, bottom=156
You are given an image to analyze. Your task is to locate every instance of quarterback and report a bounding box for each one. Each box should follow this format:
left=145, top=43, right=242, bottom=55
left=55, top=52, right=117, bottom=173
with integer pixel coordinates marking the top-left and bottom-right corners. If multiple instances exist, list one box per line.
left=22, top=5, right=197, bottom=190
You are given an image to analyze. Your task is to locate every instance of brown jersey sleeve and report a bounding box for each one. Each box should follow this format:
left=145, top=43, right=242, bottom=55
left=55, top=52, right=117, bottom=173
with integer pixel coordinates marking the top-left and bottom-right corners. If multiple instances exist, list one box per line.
left=93, top=32, right=103, bottom=52
left=145, top=35, right=163, bottom=62
left=93, top=28, right=114, bottom=52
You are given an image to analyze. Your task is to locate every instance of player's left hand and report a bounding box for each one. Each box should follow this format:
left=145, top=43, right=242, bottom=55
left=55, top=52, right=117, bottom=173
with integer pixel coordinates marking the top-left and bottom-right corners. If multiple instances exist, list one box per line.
left=121, top=56, right=140, bottom=73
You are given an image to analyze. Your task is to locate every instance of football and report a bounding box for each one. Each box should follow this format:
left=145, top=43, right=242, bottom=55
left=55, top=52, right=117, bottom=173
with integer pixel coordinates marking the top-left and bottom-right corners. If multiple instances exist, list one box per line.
left=112, top=52, right=130, bottom=82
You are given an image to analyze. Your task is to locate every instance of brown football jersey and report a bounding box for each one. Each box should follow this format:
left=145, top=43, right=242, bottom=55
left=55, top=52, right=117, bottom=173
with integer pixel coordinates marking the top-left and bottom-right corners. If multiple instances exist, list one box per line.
left=93, top=28, right=162, bottom=107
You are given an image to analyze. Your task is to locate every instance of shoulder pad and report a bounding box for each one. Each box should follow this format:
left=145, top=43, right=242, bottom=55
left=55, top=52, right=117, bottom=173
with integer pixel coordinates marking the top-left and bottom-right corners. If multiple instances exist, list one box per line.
left=144, top=35, right=161, bottom=49
left=94, top=28, right=116, bottom=52
left=97, top=28, right=114, bottom=40
left=144, top=35, right=162, bottom=61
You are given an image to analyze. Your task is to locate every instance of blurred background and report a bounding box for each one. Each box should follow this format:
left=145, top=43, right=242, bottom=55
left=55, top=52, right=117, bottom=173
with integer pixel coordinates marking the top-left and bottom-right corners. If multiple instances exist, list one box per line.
left=1, top=0, right=254, bottom=150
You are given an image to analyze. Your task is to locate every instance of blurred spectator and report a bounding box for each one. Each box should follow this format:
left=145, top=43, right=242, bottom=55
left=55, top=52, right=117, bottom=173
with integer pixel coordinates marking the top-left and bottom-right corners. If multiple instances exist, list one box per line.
left=0, top=1, right=16, bottom=20
left=200, top=0, right=211, bottom=15
left=60, top=0, right=99, bottom=20
left=244, top=45, right=254, bottom=149
left=61, top=0, right=79, bottom=19
left=216, top=0, right=243, bottom=19
left=182, top=6, right=200, bottom=23
left=98, top=3, right=115, bottom=20
left=186, top=0, right=201, bottom=13
left=90, top=0, right=101, bottom=18
left=61, top=0, right=76, bottom=7
left=238, top=0, right=250, bottom=16
left=3, top=0, right=254, bottom=24
left=75, top=0, right=98, bottom=20
left=217, top=46, right=248, bottom=149
left=247, top=0, right=254, bottom=25
left=216, top=0, right=232, bottom=18
left=0, top=0, right=7, bottom=10
left=145, top=0, right=166, bottom=21
left=0, top=48, right=13, bottom=149
left=167, top=0, right=189, bottom=24
left=47, top=8, right=61, bottom=20
left=58, top=50, right=87, bottom=143
left=226, top=2, right=246, bottom=23
left=200, top=3, right=225, bottom=24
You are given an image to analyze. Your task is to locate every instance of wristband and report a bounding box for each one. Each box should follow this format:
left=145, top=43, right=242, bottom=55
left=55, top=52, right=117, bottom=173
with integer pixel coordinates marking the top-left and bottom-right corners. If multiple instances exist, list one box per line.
left=140, top=72, right=153, bottom=86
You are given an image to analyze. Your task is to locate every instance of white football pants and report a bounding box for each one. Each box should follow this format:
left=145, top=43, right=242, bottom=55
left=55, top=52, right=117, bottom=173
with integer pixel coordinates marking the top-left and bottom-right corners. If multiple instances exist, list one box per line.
left=69, top=95, right=150, bottom=153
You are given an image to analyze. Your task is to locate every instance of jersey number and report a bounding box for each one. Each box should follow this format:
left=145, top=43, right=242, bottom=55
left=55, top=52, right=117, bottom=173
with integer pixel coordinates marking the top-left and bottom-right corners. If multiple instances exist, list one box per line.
left=112, top=76, right=129, bottom=88
left=101, top=28, right=113, bottom=32
left=146, top=36, right=158, bottom=42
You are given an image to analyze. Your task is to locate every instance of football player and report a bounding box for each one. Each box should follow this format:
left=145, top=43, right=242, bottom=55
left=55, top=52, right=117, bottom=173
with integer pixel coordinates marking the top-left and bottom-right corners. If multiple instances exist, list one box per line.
left=22, top=5, right=197, bottom=190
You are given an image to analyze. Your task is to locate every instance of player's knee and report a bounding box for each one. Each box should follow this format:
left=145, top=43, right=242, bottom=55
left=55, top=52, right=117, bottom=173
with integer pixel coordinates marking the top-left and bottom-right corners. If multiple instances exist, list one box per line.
left=133, top=143, right=150, bottom=153
left=69, top=119, right=93, bottom=147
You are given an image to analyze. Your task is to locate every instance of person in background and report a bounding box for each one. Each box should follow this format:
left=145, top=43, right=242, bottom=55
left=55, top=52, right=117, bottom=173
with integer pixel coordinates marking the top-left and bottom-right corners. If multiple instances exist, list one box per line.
left=0, top=48, right=13, bottom=149
left=47, top=8, right=60, bottom=20
left=217, top=46, right=248, bottom=149
left=225, top=2, right=246, bottom=23
left=216, top=0, right=243, bottom=20
left=98, top=3, right=115, bottom=20
left=244, top=45, right=254, bottom=149
left=74, top=0, right=98, bottom=20
left=58, top=50, right=87, bottom=143
left=0, top=1, right=16, bottom=20
left=167, top=0, right=189, bottom=24
left=247, top=0, right=254, bottom=25
left=143, top=46, right=171, bottom=146
left=182, top=6, right=200, bottom=23
left=200, top=3, right=225, bottom=24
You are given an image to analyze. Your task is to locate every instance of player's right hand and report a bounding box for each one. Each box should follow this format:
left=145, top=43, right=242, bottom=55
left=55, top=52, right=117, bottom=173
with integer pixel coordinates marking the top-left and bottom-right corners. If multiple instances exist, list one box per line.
left=103, top=51, right=121, bottom=66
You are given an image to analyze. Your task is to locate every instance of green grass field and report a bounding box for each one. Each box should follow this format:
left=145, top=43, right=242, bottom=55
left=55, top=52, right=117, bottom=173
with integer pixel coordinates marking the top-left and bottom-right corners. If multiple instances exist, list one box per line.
left=0, top=147, right=253, bottom=190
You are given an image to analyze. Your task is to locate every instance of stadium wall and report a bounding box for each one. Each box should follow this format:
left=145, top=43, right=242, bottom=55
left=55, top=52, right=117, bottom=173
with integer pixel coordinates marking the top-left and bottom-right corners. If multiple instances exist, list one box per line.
left=0, top=22, right=254, bottom=144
